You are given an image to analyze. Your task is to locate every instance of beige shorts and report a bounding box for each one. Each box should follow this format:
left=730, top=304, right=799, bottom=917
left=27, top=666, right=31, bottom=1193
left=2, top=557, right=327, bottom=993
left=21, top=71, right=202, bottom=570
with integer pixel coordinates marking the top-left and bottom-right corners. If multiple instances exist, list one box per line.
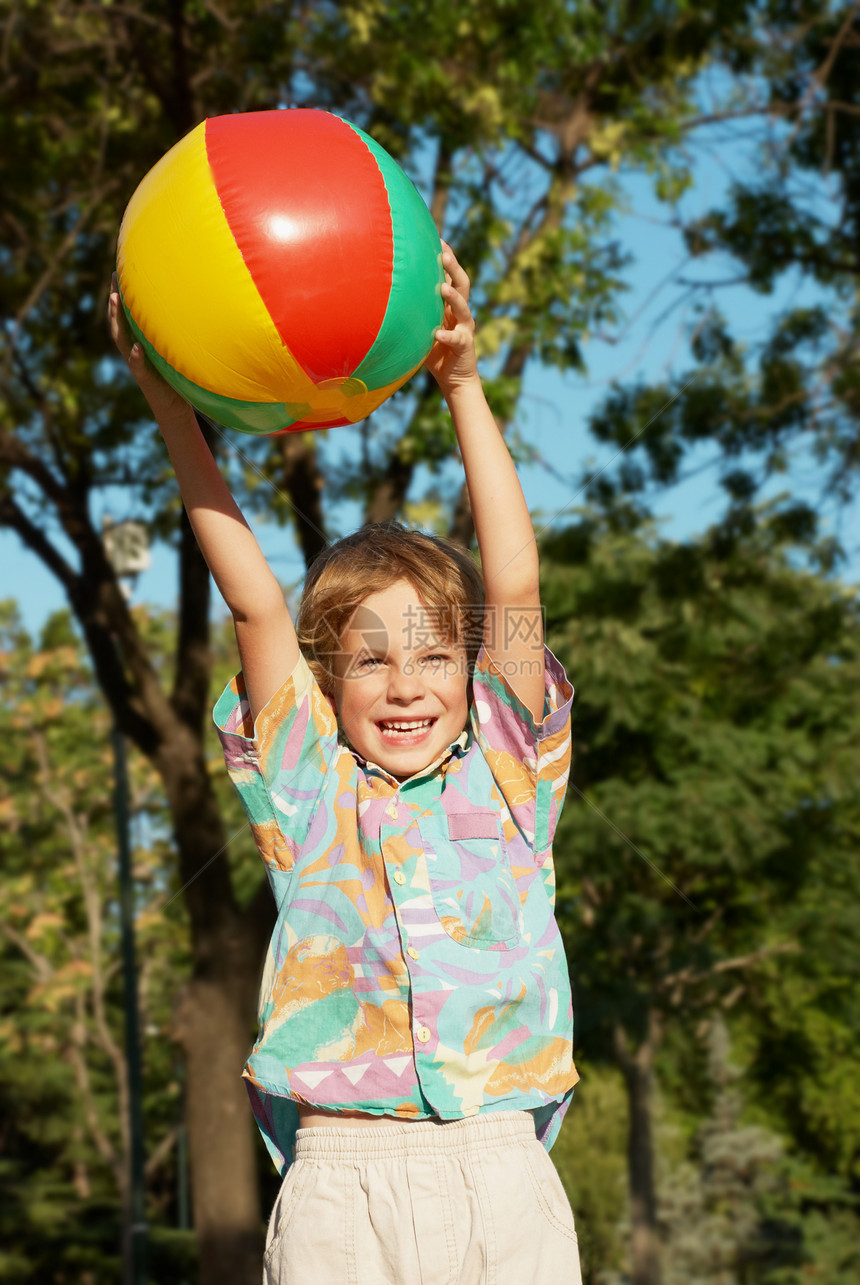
left=263, top=1110, right=581, bottom=1285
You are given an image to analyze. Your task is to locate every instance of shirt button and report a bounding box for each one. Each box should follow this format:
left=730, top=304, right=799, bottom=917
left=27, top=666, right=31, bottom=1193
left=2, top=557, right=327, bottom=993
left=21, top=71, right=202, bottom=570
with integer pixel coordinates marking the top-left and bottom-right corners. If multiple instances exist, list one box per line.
left=407, top=946, right=419, bottom=960
left=415, top=1025, right=431, bottom=1044
left=393, top=870, right=406, bottom=885
left=386, top=803, right=398, bottom=819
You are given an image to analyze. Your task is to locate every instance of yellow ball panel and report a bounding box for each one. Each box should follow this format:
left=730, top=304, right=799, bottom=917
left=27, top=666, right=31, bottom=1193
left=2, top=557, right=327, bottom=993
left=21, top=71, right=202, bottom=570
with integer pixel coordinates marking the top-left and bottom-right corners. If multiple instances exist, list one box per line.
left=334, top=360, right=426, bottom=424
left=117, top=123, right=317, bottom=406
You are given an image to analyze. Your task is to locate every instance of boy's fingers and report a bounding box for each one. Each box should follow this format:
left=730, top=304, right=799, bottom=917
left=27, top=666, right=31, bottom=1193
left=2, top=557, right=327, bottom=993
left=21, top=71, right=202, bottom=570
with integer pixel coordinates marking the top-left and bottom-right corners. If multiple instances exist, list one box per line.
left=440, top=240, right=461, bottom=272
left=440, top=244, right=470, bottom=291
left=443, top=258, right=470, bottom=303
left=434, top=322, right=470, bottom=346
left=441, top=283, right=474, bottom=324
left=108, top=291, right=142, bottom=370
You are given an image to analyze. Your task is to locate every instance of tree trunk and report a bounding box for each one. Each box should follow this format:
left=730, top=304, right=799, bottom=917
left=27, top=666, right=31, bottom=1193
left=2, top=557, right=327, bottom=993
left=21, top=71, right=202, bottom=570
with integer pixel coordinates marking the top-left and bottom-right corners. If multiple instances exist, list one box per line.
left=156, top=719, right=272, bottom=1285
left=447, top=480, right=474, bottom=549
left=2, top=456, right=273, bottom=1282
left=175, top=967, right=265, bottom=1282
left=277, top=431, right=328, bottom=568
left=364, top=449, right=415, bottom=525
left=614, top=1016, right=661, bottom=1285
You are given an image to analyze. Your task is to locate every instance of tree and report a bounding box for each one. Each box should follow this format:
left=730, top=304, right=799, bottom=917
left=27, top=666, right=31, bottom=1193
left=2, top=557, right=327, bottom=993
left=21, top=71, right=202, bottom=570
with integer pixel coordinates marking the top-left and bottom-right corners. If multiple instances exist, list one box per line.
left=543, top=507, right=860, bottom=1285
left=586, top=1, right=860, bottom=537
left=0, top=603, right=195, bottom=1281
left=659, top=1018, right=860, bottom=1285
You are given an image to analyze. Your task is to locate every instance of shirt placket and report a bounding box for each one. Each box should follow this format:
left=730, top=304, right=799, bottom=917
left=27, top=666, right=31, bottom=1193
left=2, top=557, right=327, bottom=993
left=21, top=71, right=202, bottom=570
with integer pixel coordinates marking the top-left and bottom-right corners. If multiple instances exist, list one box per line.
left=377, top=779, right=437, bottom=1058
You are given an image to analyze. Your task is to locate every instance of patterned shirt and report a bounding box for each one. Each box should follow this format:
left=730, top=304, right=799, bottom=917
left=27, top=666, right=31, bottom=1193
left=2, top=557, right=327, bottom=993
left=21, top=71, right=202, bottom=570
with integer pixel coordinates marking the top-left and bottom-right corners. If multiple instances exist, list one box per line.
left=214, top=644, right=578, bottom=1174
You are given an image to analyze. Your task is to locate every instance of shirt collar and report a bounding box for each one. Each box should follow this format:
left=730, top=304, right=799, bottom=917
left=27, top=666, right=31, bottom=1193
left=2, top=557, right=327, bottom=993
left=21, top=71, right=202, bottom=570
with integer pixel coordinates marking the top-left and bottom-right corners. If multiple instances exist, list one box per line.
left=347, top=727, right=470, bottom=786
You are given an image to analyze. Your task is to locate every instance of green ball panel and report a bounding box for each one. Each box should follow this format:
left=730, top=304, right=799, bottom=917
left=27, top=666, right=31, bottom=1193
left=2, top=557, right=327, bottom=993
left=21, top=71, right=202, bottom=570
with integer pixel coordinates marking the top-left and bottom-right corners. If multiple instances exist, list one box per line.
left=345, top=122, right=445, bottom=391
left=122, top=300, right=301, bottom=435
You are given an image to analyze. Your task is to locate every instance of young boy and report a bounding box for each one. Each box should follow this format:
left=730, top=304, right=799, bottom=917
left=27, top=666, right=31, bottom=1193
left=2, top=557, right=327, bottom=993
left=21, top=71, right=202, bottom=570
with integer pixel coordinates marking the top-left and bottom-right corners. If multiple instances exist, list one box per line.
left=109, top=247, right=581, bottom=1283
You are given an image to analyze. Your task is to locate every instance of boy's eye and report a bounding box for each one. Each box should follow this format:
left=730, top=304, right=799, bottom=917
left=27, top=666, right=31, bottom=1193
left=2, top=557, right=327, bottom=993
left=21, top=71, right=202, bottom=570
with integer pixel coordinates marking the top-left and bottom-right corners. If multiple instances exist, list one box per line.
left=355, top=655, right=382, bottom=671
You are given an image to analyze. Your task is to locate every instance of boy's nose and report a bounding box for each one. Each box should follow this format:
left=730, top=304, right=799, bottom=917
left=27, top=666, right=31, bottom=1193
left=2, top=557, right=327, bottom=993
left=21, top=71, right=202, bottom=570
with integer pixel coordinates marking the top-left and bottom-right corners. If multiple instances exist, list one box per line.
left=387, top=662, right=424, bottom=701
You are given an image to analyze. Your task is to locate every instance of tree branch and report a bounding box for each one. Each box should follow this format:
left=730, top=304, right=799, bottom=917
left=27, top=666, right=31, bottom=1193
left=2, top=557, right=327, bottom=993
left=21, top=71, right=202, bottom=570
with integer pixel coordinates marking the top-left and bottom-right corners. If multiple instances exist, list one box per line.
left=0, top=492, right=80, bottom=592
left=0, top=920, right=53, bottom=984
left=660, top=940, right=800, bottom=999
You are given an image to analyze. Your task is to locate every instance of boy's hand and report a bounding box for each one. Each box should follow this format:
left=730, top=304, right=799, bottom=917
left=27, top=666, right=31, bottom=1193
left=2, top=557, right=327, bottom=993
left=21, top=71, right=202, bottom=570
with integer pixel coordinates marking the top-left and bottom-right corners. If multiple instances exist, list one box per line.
left=108, top=274, right=190, bottom=423
left=424, top=244, right=480, bottom=395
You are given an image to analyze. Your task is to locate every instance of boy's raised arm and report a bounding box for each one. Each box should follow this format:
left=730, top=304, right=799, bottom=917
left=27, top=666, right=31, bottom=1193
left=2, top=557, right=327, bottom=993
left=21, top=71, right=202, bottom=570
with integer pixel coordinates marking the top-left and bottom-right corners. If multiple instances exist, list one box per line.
left=108, top=282, right=298, bottom=722
left=426, top=247, right=545, bottom=721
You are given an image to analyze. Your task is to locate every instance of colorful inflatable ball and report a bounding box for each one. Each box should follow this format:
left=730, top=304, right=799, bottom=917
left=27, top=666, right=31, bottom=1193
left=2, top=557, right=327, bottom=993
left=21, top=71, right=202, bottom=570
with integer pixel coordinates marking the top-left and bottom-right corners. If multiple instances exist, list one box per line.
left=115, top=109, right=445, bottom=435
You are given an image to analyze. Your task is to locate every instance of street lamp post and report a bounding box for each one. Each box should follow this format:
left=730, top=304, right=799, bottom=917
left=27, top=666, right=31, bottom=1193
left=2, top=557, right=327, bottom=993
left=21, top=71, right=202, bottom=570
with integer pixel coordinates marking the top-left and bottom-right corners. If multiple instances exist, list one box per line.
left=102, top=516, right=151, bottom=1285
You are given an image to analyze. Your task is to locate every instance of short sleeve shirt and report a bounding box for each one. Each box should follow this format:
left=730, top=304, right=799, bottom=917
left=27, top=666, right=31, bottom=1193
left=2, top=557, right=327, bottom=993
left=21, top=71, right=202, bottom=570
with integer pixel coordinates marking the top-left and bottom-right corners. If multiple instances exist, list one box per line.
left=214, top=644, right=578, bottom=1175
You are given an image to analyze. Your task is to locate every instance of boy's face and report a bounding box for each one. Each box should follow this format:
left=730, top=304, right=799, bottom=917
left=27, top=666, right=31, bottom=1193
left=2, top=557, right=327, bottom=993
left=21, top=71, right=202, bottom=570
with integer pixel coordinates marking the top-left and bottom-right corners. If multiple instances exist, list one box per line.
left=330, top=579, right=469, bottom=780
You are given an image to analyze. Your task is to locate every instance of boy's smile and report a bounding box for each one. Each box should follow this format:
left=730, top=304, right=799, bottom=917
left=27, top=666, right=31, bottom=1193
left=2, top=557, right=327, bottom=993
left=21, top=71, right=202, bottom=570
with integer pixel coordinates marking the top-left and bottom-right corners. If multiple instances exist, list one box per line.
left=331, top=580, right=469, bottom=779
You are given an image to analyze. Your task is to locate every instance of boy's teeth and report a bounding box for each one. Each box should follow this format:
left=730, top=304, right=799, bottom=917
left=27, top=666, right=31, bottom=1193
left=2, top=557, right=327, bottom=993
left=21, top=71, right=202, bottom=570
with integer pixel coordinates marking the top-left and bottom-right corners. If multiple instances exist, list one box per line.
left=382, top=719, right=432, bottom=730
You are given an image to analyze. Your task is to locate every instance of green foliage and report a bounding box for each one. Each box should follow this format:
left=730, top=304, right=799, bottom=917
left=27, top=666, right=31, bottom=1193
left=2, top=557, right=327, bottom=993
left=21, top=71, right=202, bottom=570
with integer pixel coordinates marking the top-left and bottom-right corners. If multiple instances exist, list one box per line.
left=553, top=1066, right=629, bottom=1284
left=546, top=501, right=859, bottom=1024
left=543, top=508, right=859, bottom=1279
left=0, top=602, right=191, bottom=1281
left=659, top=1020, right=860, bottom=1285
left=589, top=1, right=860, bottom=517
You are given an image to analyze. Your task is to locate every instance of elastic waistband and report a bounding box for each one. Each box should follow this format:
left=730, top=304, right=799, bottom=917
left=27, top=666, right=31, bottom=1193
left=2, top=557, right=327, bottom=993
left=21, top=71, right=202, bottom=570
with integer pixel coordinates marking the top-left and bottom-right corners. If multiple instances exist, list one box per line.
left=294, top=1110, right=535, bottom=1162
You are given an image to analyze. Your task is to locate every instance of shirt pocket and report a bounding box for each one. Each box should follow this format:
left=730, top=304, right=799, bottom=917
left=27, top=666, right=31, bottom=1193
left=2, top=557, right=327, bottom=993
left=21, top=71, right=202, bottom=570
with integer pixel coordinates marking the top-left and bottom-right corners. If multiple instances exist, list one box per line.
left=418, top=810, right=520, bottom=949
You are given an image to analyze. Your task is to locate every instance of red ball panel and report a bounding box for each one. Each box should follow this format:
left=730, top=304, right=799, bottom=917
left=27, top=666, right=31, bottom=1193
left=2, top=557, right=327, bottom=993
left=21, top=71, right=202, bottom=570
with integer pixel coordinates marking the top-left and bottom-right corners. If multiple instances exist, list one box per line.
left=205, top=111, right=394, bottom=385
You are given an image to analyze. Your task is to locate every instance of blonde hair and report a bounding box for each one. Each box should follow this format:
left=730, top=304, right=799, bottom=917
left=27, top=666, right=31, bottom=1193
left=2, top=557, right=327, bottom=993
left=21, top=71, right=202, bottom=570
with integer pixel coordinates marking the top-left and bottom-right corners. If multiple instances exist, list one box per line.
left=298, top=522, right=485, bottom=696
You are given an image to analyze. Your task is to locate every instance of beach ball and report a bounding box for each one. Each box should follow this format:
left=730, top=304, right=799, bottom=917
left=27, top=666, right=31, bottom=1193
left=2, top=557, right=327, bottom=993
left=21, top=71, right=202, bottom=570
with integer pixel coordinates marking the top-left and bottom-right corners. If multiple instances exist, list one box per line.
left=116, top=109, right=445, bottom=434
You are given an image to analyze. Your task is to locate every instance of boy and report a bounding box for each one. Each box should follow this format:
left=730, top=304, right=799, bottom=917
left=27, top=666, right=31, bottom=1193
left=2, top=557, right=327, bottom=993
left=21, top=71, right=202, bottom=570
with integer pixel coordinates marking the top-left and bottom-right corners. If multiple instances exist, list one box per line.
left=109, top=246, right=580, bottom=1283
